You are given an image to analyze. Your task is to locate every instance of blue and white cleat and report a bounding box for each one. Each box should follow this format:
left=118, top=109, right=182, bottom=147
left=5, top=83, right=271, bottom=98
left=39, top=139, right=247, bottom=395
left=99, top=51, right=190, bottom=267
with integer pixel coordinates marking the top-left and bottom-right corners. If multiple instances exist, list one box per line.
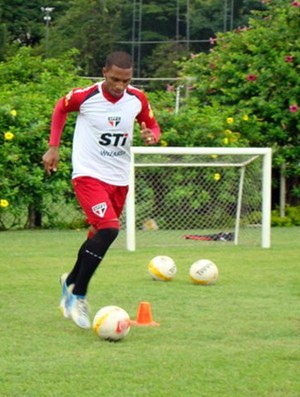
left=68, top=293, right=91, bottom=329
left=59, top=273, right=73, bottom=319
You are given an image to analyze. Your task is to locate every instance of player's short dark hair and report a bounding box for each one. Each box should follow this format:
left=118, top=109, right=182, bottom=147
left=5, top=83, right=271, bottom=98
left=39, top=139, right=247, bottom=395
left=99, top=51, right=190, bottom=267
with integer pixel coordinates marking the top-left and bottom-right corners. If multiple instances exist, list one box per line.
left=105, top=51, right=133, bottom=69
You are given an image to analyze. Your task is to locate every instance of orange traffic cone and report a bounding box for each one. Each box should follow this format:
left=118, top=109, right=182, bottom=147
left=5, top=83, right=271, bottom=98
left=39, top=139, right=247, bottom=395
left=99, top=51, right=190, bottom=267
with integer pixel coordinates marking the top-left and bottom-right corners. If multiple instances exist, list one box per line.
left=131, top=301, right=160, bottom=326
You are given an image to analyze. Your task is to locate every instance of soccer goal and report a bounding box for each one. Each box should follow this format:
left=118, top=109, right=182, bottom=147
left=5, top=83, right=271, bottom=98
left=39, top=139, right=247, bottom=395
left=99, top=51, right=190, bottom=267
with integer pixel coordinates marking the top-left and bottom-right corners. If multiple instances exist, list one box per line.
left=123, top=147, right=272, bottom=250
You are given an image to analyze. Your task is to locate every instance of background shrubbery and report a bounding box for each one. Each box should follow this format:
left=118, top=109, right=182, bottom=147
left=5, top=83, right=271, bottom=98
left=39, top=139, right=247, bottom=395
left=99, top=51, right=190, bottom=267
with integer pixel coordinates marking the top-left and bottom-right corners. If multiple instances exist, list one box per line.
left=0, top=0, right=299, bottom=229
left=0, top=48, right=91, bottom=228
left=271, top=205, right=300, bottom=226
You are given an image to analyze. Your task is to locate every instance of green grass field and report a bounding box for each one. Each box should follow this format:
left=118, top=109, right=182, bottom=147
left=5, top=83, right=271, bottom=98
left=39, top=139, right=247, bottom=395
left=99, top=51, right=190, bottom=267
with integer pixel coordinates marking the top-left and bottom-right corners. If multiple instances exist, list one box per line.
left=1, top=228, right=299, bottom=397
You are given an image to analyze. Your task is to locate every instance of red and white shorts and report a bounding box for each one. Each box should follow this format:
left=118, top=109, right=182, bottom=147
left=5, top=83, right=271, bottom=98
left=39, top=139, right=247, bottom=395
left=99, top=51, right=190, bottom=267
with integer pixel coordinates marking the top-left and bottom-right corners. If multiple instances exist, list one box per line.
left=72, top=176, right=128, bottom=231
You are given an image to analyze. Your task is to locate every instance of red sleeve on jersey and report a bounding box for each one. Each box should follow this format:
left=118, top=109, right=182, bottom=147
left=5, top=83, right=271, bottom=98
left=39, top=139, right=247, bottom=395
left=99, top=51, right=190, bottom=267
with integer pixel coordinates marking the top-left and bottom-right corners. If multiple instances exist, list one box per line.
left=132, top=89, right=161, bottom=143
left=48, top=84, right=99, bottom=146
left=49, top=98, right=68, bottom=146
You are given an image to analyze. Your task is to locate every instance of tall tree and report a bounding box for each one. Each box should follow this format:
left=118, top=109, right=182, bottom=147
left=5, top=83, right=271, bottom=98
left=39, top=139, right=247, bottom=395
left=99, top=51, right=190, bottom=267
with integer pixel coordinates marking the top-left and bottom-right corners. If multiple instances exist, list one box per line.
left=0, top=0, right=71, bottom=57
left=0, top=0, right=7, bottom=60
left=0, top=0, right=267, bottom=76
left=46, top=0, right=126, bottom=75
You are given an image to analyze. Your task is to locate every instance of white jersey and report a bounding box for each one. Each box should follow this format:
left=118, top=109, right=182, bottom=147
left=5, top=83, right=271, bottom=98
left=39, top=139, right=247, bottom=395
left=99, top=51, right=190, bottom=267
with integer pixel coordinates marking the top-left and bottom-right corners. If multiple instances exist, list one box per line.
left=52, top=81, right=159, bottom=186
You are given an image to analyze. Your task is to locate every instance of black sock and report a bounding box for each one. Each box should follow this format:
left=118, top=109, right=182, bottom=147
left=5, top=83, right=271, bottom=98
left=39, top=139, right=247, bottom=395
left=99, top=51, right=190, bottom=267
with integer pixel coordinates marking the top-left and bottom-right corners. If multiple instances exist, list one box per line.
left=66, top=239, right=89, bottom=286
left=72, top=228, right=119, bottom=296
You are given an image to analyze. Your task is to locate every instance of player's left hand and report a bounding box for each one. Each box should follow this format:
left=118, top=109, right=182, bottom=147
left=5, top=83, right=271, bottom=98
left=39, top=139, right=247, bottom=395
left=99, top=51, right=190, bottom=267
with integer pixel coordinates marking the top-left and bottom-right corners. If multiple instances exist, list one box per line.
left=141, top=122, right=155, bottom=145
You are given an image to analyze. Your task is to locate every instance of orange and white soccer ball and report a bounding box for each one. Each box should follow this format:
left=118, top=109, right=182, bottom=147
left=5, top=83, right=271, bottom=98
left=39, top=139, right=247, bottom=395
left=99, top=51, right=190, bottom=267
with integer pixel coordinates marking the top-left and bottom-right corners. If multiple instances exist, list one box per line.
left=148, top=255, right=177, bottom=281
left=93, top=306, right=131, bottom=341
left=189, top=259, right=219, bottom=285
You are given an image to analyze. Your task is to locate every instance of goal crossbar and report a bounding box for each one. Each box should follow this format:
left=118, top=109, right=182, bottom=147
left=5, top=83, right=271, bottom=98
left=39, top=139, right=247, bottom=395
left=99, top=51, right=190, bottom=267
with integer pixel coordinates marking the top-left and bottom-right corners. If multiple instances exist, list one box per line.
left=135, top=156, right=259, bottom=168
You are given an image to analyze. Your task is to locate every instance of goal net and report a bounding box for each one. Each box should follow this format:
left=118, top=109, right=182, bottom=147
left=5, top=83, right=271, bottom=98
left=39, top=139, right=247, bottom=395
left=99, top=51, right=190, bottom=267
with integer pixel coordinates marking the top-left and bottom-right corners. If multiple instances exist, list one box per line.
left=119, top=147, right=272, bottom=250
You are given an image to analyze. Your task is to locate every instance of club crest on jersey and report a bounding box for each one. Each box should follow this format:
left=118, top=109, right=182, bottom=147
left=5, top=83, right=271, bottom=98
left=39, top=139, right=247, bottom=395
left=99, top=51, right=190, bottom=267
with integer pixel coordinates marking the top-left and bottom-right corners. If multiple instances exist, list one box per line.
left=108, top=116, right=121, bottom=127
left=92, top=202, right=107, bottom=218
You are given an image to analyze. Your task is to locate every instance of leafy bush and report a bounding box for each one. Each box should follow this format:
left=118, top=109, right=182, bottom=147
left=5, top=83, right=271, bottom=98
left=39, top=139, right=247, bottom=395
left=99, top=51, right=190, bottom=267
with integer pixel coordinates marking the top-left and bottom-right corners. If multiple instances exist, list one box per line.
left=179, top=0, right=300, bottom=178
left=0, top=47, right=91, bottom=229
left=271, top=205, right=300, bottom=226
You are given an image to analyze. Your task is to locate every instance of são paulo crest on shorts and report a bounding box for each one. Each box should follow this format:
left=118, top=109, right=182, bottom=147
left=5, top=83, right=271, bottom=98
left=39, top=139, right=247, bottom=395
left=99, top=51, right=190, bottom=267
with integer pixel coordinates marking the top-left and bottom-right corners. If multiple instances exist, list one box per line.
left=92, top=202, right=108, bottom=218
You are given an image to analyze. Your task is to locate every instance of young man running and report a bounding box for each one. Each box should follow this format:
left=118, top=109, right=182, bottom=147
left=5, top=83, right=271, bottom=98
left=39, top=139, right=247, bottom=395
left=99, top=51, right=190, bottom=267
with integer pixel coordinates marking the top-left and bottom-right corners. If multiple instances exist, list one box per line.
left=42, top=51, right=160, bottom=329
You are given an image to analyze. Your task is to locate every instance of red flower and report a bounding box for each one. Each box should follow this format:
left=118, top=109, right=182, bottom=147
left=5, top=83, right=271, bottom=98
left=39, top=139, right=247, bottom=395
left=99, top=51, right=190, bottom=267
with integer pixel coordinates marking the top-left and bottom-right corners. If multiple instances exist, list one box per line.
left=285, top=55, right=294, bottom=63
left=289, top=104, right=299, bottom=113
left=246, top=74, right=257, bottom=81
left=291, top=1, right=300, bottom=7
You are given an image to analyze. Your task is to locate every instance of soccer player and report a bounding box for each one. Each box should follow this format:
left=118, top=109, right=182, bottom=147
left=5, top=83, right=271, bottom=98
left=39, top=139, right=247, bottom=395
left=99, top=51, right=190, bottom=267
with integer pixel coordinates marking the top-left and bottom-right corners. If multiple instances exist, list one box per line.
left=42, top=51, right=160, bottom=329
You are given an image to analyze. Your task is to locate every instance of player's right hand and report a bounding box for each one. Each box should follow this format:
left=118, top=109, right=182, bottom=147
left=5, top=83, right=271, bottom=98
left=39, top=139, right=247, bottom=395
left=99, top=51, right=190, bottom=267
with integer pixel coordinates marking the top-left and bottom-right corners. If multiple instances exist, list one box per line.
left=42, top=146, right=59, bottom=175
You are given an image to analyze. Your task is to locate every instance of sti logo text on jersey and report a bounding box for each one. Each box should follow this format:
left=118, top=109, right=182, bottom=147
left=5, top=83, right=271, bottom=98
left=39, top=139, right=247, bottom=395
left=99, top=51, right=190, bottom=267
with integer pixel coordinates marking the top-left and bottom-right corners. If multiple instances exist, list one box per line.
left=99, top=133, right=129, bottom=146
left=98, top=116, right=127, bottom=146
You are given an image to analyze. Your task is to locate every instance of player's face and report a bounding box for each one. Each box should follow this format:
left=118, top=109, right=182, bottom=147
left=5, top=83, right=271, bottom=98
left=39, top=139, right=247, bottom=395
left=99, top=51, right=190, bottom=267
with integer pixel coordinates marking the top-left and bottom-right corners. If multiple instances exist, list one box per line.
left=102, top=65, right=133, bottom=98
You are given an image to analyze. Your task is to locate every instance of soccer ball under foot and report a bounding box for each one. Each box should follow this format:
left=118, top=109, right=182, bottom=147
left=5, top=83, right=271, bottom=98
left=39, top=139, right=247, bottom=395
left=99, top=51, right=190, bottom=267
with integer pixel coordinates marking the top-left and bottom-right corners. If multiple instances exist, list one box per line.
left=93, top=306, right=131, bottom=341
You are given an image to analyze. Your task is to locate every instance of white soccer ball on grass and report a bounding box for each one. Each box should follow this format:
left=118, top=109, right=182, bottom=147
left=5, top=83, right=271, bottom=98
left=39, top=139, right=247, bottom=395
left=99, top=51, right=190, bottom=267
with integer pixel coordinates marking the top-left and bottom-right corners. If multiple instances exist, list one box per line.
left=189, top=259, right=219, bottom=285
left=93, top=306, right=131, bottom=341
left=148, top=255, right=177, bottom=281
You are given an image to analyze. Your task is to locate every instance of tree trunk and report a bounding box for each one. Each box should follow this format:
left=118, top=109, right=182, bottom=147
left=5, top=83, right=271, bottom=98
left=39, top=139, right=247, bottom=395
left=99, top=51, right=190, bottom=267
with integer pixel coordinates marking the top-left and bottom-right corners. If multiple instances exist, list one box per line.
left=27, top=202, right=42, bottom=228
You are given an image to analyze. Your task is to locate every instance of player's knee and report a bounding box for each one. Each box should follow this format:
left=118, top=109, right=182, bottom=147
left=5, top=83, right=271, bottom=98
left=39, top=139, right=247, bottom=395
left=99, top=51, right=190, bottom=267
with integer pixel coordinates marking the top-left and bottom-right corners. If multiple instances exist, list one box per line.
left=94, top=227, right=119, bottom=247
left=85, top=228, right=119, bottom=260
left=99, top=227, right=119, bottom=242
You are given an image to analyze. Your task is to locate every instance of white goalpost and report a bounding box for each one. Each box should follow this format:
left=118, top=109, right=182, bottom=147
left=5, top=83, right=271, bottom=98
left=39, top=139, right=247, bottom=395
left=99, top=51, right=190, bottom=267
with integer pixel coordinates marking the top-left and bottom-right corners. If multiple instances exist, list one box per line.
left=125, top=147, right=272, bottom=251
